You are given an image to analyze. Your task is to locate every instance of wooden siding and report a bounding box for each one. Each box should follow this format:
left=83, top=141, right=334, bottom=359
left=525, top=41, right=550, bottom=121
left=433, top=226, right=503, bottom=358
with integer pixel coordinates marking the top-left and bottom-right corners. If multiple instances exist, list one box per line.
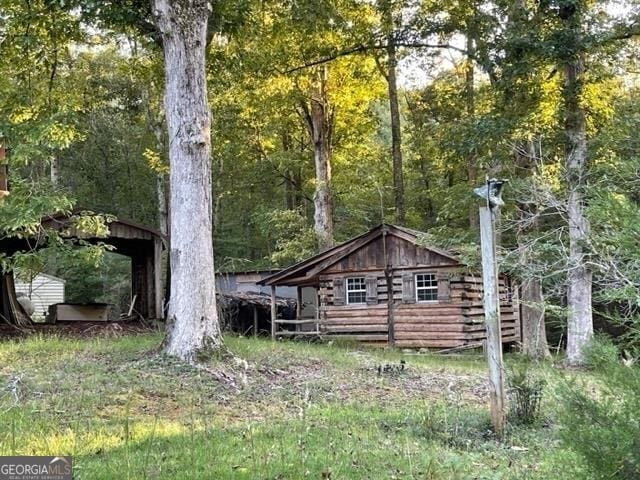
left=324, top=235, right=457, bottom=274
left=318, top=270, right=520, bottom=349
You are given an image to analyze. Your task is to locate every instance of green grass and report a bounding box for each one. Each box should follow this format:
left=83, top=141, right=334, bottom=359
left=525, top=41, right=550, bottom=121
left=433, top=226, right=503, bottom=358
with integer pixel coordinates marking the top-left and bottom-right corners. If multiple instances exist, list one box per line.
left=0, top=333, right=588, bottom=479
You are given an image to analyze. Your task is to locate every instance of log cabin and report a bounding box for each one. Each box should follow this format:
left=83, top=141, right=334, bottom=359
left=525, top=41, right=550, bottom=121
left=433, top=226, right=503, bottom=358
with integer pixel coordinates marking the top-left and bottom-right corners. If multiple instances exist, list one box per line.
left=259, top=224, right=521, bottom=349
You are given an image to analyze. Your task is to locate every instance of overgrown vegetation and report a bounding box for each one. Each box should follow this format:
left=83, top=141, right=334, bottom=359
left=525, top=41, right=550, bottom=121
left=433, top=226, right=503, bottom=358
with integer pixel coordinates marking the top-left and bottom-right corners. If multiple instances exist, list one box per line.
left=556, top=337, right=640, bottom=479
left=0, top=333, right=599, bottom=479
left=507, top=365, right=546, bottom=426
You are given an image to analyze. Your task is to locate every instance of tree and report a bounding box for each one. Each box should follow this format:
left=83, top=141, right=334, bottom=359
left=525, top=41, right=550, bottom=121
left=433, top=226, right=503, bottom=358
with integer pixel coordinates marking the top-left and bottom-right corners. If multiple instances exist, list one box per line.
left=298, top=66, right=335, bottom=251
left=558, top=1, right=592, bottom=365
left=378, top=0, right=405, bottom=225
left=153, top=0, right=221, bottom=361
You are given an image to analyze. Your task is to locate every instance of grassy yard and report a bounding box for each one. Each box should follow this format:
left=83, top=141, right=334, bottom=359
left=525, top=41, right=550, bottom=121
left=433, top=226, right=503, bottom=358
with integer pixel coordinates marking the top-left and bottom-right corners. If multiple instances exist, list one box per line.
left=0, top=332, right=588, bottom=479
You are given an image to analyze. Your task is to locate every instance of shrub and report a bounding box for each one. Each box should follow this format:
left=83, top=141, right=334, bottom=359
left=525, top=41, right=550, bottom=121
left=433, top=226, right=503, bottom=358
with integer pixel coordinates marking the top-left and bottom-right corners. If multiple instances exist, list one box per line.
left=507, top=364, right=545, bottom=425
left=582, top=335, right=619, bottom=370
left=556, top=353, right=640, bottom=479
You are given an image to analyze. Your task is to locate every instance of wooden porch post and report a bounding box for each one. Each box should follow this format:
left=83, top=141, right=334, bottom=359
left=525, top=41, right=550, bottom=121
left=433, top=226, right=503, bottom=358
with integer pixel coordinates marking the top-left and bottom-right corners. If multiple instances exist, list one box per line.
left=270, top=285, right=277, bottom=340
left=153, top=238, right=163, bottom=319
left=296, top=286, right=302, bottom=332
left=253, top=305, right=258, bottom=337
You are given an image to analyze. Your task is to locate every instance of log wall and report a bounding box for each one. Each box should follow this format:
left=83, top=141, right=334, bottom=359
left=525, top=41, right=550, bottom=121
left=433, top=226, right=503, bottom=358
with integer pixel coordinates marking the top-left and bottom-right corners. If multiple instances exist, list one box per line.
left=317, top=269, right=520, bottom=349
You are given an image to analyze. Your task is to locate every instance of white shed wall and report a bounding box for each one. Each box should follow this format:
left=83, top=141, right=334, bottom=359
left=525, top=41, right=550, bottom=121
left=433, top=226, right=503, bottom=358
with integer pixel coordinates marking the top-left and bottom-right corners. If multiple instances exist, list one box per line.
left=15, top=274, right=65, bottom=318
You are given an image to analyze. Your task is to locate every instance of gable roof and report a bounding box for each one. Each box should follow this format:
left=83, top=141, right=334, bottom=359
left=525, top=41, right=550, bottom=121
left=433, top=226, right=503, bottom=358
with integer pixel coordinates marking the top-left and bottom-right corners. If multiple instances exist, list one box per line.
left=258, top=224, right=459, bottom=287
left=41, top=209, right=165, bottom=242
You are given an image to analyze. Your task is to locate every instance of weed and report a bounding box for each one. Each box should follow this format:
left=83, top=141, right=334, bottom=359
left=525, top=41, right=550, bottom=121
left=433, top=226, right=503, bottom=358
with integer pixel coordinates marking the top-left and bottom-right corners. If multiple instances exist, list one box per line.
left=508, top=364, right=545, bottom=425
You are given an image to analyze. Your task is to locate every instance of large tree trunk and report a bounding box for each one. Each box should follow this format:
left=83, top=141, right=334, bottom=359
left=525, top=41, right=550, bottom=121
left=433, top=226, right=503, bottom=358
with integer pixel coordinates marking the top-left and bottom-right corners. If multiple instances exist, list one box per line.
left=562, top=7, right=592, bottom=365
left=300, top=67, right=334, bottom=251
left=154, top=0, right=221, bottom=361
left=520, top=277, right=550, bottom=358
left=465, top=16, right=478, bottom=229
left=311, top=91, right=334, bottom=251
left=515, top=142, right=551, bottom=359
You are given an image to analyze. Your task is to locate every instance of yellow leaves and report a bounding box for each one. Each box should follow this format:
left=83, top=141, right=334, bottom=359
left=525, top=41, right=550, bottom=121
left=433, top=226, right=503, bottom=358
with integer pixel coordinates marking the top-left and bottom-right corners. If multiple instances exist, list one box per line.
left=42, top=122, right=84, bottom=149
left=9, top=106, right=38, bottom=124
left=581, top=78, right=620, bottom=134
left=532, top=76, right=562, bottom=130
left=537, top=161, right=563, bottom=192
left=69, top=212, right=115, bottom=239
left=142, top=148, right=169, bottom=175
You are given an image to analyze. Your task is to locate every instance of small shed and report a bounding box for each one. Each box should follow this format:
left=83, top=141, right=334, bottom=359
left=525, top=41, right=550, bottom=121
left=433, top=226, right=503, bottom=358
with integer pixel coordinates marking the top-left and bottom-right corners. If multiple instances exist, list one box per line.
left=0, top=211, right=165, bottom=325
left=15, top=273, right=65, bottom=319
left=217, top=291, right=296, bottom=336
left=216, top=269, right=297, bottom=298
left=259, top=224, right=521, bottom=349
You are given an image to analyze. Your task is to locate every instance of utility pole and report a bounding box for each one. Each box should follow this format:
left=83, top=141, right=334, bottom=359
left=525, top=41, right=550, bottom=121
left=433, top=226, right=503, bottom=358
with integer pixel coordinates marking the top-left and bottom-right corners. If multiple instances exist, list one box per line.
left=474, top=178, right=507, bottom=436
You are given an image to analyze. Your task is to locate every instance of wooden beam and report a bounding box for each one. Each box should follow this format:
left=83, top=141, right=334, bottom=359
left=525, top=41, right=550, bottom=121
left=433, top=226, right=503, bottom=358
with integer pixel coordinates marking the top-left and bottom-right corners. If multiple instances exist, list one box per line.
left=253, top=305, right=258, bottom=337
left=275, top=318, right=319, bottom=325
left=296, top=286, right=302, bottom=332
left=153, top=238, right=163, bottom=319
left=270, top=285, right=277, bottom=340
left=276, top=330, right=320, bottom=337
left=479, top=206, right=506, bottom=436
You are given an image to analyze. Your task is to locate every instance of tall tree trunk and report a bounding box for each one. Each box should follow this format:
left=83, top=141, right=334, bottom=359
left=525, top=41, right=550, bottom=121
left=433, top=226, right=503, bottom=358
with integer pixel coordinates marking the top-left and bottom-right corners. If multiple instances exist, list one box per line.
left=153, top=0, right=221, bottom=361
left=387, top=32, right=405, bottom=225
left=156, top=174, right=168, bottom=236
left=515, top=142, right=551, bottom=359
left=311, top=90, right=333, bottom=251
left=465, top=13, right=478, bottom=229
left=561, top=5, right=592, bottom=365
left=379, top=0, right=405, bottom=225
left=520, top=277, right=550, bottom=358
left=299, top=67, right=334, bottom=251
left=50, top=156, right=59, bottom=186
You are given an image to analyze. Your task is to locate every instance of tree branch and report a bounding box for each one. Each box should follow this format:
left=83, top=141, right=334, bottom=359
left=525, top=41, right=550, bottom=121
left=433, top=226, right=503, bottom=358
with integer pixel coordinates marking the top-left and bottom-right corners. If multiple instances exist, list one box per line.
left=283, top=42, right=471, bottom=74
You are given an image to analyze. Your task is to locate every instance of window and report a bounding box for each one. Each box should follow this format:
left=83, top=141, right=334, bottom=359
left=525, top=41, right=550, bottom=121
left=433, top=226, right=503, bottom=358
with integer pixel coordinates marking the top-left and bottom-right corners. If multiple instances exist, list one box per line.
left=346, top=277, right=367, bottom=304
left=416, top=273, right=438, bottom=302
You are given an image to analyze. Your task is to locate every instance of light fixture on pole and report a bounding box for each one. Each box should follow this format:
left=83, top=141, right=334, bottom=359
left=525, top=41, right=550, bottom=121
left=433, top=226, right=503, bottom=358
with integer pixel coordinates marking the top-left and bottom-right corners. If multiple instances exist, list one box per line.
left=473, top=178, right=506, bottom=209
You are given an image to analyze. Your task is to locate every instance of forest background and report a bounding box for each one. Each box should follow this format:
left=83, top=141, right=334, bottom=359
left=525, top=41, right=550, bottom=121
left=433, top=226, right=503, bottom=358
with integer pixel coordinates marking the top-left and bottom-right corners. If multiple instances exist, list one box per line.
left=2, top=0, right=640, bottom=357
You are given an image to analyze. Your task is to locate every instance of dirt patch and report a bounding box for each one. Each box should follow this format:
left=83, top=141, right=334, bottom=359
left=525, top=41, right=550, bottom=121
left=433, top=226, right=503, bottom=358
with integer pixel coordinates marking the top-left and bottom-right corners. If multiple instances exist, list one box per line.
left=221, top=351, right=490, bottom=408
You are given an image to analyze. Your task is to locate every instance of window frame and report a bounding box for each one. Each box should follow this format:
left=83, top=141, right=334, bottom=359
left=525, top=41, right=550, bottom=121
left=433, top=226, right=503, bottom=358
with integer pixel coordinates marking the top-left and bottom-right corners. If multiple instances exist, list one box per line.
left=415, top=272, right=438, bottom=303
left=346, top=276, right=367, bottom=305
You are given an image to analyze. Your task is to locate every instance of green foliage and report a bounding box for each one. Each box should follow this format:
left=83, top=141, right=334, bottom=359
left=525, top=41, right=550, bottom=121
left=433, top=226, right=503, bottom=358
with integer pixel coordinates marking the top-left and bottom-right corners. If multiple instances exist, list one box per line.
left=52, top=251, right=130, bottom=312
left=415, top=231, right=480, bottom=270
left=252, top=208, right=316, bottom=266
left=0, top=179, right=72, bottom=240
left=507, top=364, right=546, bottom=425
left=581, top=335, right=621, bottom=370
left=557, top=350, right=640, bottom=479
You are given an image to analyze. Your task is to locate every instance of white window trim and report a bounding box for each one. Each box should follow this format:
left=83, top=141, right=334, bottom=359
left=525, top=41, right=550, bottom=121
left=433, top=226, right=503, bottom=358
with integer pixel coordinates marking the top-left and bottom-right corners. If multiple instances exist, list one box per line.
left=346, top=277, right=367, bottom=305
left=415, top=272, right=438, bottom=303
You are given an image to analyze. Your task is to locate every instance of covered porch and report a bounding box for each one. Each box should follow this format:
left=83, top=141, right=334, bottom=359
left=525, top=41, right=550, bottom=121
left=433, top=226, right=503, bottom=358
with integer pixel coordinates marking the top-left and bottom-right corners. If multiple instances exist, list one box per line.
left=265, top=283, right=320, bottom=339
